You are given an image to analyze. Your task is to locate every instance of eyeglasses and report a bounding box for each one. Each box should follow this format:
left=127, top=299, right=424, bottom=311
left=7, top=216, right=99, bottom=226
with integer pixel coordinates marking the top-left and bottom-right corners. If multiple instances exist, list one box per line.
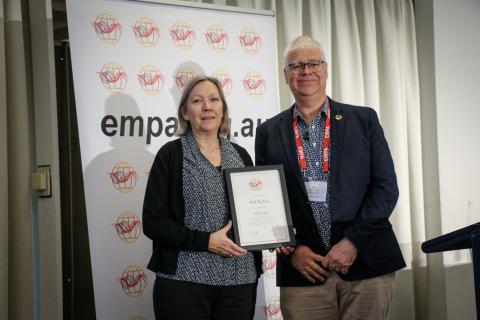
left=286, top=60, right=327, bottom=73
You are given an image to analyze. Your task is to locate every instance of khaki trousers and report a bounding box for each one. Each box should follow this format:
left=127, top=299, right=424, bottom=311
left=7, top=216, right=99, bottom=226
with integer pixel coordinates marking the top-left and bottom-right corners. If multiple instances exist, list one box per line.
left=280, top=272, right=395, bottom=320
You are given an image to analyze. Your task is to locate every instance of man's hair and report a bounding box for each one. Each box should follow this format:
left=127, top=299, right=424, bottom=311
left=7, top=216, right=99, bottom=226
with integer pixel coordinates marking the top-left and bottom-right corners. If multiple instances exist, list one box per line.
left=177, top=76, right=230, bottom=137
left=284, top=36, right=326, bottom=67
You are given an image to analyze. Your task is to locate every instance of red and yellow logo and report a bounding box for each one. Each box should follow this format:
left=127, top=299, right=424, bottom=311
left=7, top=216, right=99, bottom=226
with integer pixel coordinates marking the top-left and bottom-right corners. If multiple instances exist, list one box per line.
left=138, top=65, right=164, bottom=95
left=239, top=27, right=262, bottom=54
left=118, top=265, right=147, bottom=298
left=243, top=71, right=266, bottom=98
left=249, top=178, right=263, bottom=191
left=205, top=25, right=229, bottom=52
left=113, top=212, right=142, bottom=243
left=211, top=69, right=233, bottom=95
left=175, top=67, right=197, bottom=92
left=170, top=21, right=195, bottom=50
left=98, top=62, right=128, bottom=92
left=265, top=295, right=282, bottom=319
left=92, top=13, right=122, bottom=43
left=133, top=17, right=160, bottom=47
left=107, top=162, right=137, bottom=193
left=262, top=250, right=277, bottom=278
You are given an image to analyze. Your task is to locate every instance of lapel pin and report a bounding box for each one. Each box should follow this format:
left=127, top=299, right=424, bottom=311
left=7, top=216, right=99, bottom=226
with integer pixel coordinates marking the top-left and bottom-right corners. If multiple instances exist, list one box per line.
left=335, top=114, right=343, bottom=120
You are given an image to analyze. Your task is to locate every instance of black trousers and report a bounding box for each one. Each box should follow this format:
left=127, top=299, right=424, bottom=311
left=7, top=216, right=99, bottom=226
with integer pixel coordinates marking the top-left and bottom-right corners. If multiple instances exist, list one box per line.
left=153, top=276, right=258, bottom=320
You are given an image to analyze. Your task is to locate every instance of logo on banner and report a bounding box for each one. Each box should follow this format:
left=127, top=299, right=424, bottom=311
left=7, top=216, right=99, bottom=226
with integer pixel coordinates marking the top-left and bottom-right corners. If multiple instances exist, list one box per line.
left=262, top=250, right=277, bottom=278
left=114, top=212, right=142, bottom=243
left=243, top=71, right=266, bottom=98
left=92, top=13, right=122, bottom=43
left=211, top=69, right=232, bottom=95
left=175, top=67, right=197, bottom=91
left=98, top=62, right=128, bottom=92
left=249, top=178, right=263, bottom=191
left=133, top=17, right=160, bottom=47
left=265, top=295, right=282, bottom=320
left=138, top=65, right=164, bottom=95
left=107, top=162, right=137, bottom=193
left=239, top=27, right=262, bottom=54
left=118, top=265, right=147, bottom=297
left=205, top=25, right=229, bottom=52
left=170, top=21, right=195, bottom=49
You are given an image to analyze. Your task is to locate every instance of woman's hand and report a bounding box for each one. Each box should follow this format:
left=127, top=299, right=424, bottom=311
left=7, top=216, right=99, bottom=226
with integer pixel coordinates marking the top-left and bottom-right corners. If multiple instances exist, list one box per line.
left=208, top=220, right=247, bottom=257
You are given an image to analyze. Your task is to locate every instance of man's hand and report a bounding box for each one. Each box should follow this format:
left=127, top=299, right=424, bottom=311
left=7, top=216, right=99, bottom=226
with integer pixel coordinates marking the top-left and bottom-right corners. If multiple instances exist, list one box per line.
left=208, top=221, right=247, bottom=257
left=273, top=246, right=295, bottom=255
left=323, top=238, right=357, bottom=274
left=271, top=228, right=296, bottom=255
left=291, top=245, right=330, bottom=283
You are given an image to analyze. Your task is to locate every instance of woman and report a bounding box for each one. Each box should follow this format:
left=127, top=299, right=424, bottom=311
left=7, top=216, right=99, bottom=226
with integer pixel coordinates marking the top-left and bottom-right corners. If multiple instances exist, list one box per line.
left=143, top=76, right=262, bottom=320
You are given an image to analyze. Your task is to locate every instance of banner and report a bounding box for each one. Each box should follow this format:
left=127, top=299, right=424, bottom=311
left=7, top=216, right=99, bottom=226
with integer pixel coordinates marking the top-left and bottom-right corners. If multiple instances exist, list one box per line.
left=66, top=0, right=281, bottom=318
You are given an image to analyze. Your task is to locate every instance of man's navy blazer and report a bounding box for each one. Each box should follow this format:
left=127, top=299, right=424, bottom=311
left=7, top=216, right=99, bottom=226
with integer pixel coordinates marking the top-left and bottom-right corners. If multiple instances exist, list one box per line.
left=255, top=99, right=406, bottom=286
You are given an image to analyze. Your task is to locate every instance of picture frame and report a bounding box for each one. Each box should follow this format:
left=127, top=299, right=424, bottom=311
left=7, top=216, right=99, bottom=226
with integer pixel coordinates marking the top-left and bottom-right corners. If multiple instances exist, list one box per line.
left=224, top=165, right=296, bottom=250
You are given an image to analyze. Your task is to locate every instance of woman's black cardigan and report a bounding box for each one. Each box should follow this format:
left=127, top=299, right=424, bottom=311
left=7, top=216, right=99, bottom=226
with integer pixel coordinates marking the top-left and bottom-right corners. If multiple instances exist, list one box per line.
left=142, top=138, right=263, bottom=277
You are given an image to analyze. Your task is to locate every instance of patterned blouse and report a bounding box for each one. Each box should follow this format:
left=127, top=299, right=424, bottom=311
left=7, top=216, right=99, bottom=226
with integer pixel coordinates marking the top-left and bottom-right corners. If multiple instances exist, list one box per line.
left=157, top=132, right=257, bottom=286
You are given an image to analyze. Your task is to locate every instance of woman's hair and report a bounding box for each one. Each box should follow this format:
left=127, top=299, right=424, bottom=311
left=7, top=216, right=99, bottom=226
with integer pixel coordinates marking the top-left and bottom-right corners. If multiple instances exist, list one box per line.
left=177, top=76, right=230, bottom=137
left=283, top=35, right=326, bottom=67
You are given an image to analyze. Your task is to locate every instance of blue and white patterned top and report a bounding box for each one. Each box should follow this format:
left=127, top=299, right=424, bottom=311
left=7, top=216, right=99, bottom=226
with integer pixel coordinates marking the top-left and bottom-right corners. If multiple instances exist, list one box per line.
left=294, top=97, right=332, bottom=249
left=157, top=132, right=257, bottom=286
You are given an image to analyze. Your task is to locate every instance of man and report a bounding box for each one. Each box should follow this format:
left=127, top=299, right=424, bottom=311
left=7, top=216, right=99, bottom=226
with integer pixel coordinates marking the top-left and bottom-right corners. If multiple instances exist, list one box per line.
left=255, top=36, right=405, bottom=320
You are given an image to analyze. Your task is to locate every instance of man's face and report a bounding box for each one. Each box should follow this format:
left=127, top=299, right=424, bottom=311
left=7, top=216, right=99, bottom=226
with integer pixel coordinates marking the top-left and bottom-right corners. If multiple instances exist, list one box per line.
left=284, top=48, right=328, bottom=101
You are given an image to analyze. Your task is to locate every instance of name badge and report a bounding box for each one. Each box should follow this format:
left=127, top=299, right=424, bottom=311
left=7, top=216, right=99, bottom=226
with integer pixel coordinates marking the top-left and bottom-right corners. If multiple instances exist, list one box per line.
left=305, top=180, right=327, bottom=202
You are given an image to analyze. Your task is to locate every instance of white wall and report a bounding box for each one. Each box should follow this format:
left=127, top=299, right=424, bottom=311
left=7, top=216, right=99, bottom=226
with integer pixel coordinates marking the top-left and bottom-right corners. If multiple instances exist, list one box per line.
left=434, top=0, right=480, bottom=265
left=416, top=0, right=478, bottom=318
left=432, top=0, right=480, bottom=318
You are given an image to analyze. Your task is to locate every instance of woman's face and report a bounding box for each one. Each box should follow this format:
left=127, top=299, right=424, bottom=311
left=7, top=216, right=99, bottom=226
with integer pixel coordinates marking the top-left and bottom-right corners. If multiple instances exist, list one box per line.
left=182, top=80, right=224, bottom=136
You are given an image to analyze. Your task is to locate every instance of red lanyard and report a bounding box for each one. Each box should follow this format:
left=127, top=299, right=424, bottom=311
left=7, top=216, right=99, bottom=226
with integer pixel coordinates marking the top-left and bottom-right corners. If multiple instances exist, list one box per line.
left=323, top=102, right=331, bottom=173
left=293, top=100, right=331, bottom=174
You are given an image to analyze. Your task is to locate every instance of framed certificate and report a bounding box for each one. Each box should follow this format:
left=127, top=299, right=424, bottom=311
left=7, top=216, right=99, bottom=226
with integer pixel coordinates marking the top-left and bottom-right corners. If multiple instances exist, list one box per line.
left=224, top=165, right=296, bottom=250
